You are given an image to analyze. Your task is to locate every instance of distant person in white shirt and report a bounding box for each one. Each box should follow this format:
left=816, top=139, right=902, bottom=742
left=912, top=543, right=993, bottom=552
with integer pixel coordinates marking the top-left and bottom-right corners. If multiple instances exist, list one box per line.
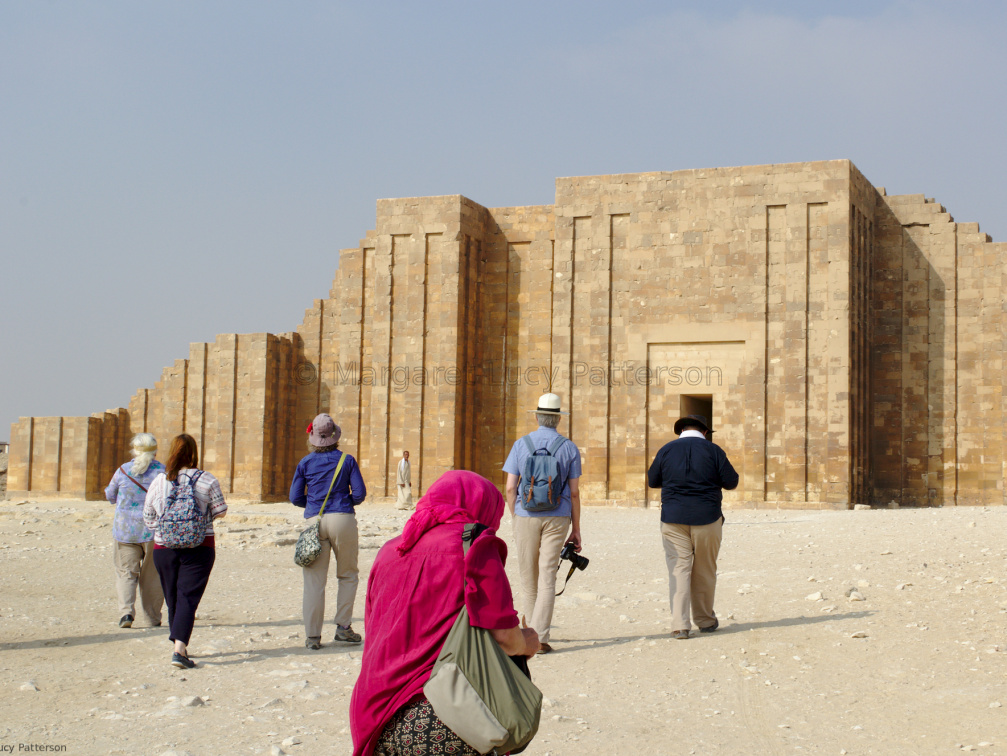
left=396, top=451, right=412, bottom=510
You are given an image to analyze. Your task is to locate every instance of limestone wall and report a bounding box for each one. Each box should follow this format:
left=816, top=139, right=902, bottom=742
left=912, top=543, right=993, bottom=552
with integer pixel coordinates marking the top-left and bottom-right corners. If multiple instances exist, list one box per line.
left=330, top=196, right=488, bottom=498
left=472, top=204, right=556, bottom=490
left=7, top=414, right=118, bottom=499
left=472, top=162, right=860, bottom=507
left=122, top=332, right=304, bottom=500
left=870, top=190, right=1007, bottom=506
left=9, top=159, right=1007, bottom=507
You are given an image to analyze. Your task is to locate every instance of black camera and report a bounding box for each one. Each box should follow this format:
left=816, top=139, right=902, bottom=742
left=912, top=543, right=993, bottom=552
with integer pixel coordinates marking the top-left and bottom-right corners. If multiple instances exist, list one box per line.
left=560, top=542, right=589, bottom=571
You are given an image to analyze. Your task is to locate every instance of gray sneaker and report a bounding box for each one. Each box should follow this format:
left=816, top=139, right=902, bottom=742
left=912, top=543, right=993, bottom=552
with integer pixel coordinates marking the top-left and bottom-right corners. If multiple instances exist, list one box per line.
left=334, top=625, right=362, bottom=644
left=305, top=636, right=322, bottom=650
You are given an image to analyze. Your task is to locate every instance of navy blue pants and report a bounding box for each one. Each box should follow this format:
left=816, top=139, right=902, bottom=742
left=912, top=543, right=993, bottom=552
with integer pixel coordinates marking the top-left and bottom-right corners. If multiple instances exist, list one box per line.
left=153, top=545, right=215, bottom=646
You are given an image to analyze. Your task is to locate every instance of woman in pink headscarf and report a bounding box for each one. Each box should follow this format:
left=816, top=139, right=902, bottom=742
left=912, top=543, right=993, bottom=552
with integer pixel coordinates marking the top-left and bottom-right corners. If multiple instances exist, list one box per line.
left=350, top=470, right=540, bottom=756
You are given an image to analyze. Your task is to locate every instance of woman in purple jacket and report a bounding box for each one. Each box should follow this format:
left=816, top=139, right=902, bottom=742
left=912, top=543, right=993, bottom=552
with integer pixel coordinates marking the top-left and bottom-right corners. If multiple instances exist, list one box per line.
left=290, top=414, right=367, bottom=650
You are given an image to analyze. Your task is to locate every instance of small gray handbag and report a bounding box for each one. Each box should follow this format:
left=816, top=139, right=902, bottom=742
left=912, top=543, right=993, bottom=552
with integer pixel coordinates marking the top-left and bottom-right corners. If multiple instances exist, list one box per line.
left=293, top=453, right=347, bottom=568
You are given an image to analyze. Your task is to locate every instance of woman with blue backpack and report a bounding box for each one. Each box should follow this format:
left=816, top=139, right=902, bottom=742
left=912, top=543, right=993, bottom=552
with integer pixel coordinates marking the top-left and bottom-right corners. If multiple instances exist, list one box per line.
left=143, top=433, right=228, bottom=669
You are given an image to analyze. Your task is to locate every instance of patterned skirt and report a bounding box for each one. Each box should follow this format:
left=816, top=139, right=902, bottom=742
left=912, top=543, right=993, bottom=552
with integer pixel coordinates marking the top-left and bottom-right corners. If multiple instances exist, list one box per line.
left=375, top=696, right=494, bottom=756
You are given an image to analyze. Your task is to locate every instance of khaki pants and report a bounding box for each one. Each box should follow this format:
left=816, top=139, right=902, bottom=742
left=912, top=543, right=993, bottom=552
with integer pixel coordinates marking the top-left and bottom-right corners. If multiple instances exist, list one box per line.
left=113, top=540, right=164, bottom=625
left=302, top=513, right=359, bottom=638
left=513, top=515, right=570, bottom=643
left=661, top=519, right=723, bottom=632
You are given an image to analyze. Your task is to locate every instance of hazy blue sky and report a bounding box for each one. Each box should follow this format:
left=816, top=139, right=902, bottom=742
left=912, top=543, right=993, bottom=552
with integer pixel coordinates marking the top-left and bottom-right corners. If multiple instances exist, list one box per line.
left=3, top=1, right=1006, bottom=439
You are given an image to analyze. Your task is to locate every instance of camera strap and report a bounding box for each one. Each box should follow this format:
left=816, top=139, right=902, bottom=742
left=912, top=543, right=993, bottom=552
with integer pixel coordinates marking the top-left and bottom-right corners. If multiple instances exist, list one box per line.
left=555, top=562, right=578, bottom=597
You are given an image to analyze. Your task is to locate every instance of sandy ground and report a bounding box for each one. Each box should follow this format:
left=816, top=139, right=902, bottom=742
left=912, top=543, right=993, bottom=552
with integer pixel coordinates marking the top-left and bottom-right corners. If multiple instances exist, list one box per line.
left=2, top=497, right=1007, bottom=756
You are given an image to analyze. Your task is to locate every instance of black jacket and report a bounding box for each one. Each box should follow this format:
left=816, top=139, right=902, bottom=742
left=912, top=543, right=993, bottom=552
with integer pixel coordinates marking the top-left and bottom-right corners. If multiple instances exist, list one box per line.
left=647, top=437, right=739, bottom=525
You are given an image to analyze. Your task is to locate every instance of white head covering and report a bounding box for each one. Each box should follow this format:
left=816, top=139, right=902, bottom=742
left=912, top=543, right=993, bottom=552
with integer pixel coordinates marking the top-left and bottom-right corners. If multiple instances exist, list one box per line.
left=129, top=433, right=158, bottom=476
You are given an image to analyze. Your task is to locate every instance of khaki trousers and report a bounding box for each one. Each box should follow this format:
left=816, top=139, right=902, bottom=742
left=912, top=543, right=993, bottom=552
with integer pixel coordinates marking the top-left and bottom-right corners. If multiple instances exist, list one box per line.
left=302, top=513, right=359, bottom=638
left=661, top=518, right=723, bottom=632
left=513, top=515, right=570, bottom=643
left=113, top=540, right=164, bottom=625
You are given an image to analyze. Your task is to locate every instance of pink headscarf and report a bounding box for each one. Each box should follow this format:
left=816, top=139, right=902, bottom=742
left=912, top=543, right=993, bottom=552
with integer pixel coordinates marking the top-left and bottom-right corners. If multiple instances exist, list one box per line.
left=350, top=471, right=518, bottom=756
left=397, top=469, right=505, bottom=554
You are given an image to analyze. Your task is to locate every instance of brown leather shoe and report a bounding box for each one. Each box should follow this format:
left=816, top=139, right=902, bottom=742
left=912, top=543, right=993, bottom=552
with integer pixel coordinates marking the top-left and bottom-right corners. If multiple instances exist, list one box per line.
left=672, top=629, right=690, bottom=640
left=536, top=642, right=554, bottom=654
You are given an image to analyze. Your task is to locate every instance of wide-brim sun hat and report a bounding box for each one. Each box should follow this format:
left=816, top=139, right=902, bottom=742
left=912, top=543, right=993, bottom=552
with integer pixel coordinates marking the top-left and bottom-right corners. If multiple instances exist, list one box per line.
left=674, top=414, right=714, bottom=435
left=307, top=413, right=341, bottom=447
left=528, top=392, right=569, bottom=416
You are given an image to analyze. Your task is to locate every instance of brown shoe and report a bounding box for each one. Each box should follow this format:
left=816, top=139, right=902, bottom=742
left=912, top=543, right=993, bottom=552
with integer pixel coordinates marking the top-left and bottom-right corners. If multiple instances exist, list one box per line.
left=536, top=642, right=554, bottom=655
left=672, top=629, right=690, bottom=640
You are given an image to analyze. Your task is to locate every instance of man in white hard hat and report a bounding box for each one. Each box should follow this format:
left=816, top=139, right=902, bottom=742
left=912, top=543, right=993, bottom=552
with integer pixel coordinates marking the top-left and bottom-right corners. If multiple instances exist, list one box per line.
left=503, top=393, right=582, bottom=654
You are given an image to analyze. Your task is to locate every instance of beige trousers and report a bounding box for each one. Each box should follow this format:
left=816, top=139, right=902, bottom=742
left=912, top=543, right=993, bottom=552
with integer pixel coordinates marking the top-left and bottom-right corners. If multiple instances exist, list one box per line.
left=513, top=515, right=570, bottom=643
left=302, top=513, right=359, bottom=638
left=113, top=540, right=164, bottom=624
left=661, top=518, right=723, bottom=632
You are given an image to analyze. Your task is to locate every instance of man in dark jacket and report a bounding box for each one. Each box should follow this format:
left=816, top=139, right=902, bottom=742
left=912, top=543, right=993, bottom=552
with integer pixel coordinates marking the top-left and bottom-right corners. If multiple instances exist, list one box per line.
left=648, top=414, right=739, bottom=639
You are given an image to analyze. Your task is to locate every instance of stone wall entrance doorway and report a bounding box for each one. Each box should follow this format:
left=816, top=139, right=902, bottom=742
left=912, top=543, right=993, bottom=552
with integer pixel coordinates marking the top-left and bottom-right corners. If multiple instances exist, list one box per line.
left=679, top=394, right=713, bottom=426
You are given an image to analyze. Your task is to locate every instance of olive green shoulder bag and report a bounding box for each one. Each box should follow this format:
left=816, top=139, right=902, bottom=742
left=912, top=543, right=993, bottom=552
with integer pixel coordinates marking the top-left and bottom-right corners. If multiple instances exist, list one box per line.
left=424, top=523, right=542, bottom=755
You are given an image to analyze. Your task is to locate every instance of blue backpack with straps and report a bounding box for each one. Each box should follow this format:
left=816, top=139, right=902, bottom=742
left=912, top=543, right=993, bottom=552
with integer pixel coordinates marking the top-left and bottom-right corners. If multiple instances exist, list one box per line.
left=518, top=436, right=568, bottom=512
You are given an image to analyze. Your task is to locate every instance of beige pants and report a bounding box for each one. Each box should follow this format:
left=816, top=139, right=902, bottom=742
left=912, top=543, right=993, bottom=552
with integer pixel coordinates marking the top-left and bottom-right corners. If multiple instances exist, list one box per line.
left=513, top=515, right=570, bottom=643
left=113, top=540, right=164, bottom=625
left=302, top=513, right=359, bottom=638
left=661, top=519, right=723, bottom=632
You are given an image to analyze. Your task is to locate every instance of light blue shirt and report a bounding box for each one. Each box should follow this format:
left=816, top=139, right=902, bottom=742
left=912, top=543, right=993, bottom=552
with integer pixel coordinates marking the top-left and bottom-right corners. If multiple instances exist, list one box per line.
left=502, top=426, right=581, bottom=518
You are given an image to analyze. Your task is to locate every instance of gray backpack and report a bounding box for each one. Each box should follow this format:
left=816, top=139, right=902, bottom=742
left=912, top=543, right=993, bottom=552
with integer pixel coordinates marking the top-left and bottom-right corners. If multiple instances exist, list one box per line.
left=518, top=436, right=568, bottom=512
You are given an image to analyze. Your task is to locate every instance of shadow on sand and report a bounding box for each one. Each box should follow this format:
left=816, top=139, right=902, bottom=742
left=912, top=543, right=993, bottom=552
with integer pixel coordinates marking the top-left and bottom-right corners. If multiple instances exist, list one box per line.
left=0, top=617, right=303, bottom=652
left=556, top=610, right=875, bottom=653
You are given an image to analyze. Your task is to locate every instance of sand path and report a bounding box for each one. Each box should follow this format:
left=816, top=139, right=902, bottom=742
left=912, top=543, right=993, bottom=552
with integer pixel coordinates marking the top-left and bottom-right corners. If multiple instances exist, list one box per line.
left=2, top=498, right=1006, bottom=755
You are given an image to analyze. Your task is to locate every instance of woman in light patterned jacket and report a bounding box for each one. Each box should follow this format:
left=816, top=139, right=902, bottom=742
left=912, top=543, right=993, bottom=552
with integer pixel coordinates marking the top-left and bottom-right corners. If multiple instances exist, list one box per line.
left=104, top=433, right=165, bottom=629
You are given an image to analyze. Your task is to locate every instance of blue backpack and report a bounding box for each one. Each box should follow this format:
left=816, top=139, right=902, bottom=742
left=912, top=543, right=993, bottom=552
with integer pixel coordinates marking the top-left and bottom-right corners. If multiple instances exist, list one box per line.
left=158, top=470, right=208, bottom=548
left=518, top=436, right=569, bottom=512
